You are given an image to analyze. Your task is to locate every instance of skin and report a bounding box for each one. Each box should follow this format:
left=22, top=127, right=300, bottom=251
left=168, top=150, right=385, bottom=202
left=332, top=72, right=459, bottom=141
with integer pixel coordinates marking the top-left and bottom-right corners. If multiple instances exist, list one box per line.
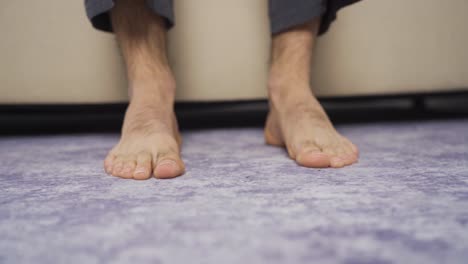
left=264, top=19, right=359, bottom=168
left=104, top=0, right=184, bottom=180
left=104, top=0, right=359, bottom=180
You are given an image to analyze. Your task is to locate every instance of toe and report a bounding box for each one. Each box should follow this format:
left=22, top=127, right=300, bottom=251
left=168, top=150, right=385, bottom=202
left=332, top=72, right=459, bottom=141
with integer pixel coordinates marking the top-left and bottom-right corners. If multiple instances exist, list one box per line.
left=343, top=148, right=359, bottom=165
left=325, top=140, right=357, bottom=168
left=120, top=158, right=136, bottom=179
left=104, top=154, right=115, bottom=175
left=322, top=146, right=345, bottom=168
left=330, top=156, right=346, bottom=168
left=342, top=137, right=359, bottom=157
left=111, top=157, right=125, bottom=177
left=342, top=153, right=357, bottom=166
left=295, top=143, right=331, bottom=168
left=133, top=152, right=153, bottom=180
left=341, top=139, right=359, bottom=164
left=154, top=151, right=185, bottom=179
left=336, top=146, right=354, bottom=166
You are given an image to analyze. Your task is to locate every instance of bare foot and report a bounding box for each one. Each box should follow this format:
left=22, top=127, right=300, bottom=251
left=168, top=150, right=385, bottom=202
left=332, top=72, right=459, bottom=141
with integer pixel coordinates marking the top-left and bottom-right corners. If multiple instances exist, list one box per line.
left=105, top=0, right=185, bottom=179
left=266, top=18, right=359, bottom=168
left=265, top=86, right=359, bottom=168
left=103, top=83, right=185, bottom=180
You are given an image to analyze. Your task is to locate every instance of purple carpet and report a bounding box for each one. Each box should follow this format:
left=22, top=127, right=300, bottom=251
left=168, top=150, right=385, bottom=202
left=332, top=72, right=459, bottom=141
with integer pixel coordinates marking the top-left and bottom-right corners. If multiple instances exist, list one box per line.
left=1, top=120, right=468, bottom=263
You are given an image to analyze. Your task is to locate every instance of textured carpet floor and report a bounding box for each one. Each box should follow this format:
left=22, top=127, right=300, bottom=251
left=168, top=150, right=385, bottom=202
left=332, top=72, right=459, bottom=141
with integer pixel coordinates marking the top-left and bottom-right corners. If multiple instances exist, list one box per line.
left=1, top=119, right=468, bottom=264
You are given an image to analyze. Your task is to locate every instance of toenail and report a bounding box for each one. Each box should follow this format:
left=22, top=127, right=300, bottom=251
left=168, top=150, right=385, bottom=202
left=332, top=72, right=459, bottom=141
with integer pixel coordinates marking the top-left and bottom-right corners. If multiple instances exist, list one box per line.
left=134, top=167, right=148, bottom=175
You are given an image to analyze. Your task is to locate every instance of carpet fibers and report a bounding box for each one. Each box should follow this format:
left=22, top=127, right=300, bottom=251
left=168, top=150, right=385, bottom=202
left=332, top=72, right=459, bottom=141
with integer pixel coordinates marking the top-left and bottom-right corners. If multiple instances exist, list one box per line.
left=1, top=120, right=468, bottom=264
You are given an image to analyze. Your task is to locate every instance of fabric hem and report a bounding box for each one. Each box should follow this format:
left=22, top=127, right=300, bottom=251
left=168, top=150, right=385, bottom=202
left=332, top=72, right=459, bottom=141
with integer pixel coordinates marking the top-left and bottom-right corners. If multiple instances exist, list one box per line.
left=270, top=2, right=326, bottom=35
left=84, top=0, right=174, bottom=33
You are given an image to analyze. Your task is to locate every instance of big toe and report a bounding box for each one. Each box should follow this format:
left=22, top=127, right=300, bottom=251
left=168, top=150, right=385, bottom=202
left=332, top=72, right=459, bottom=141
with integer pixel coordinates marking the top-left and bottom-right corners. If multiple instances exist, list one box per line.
left=294, top=143, right=332, bottom=168
left=154, top=153, right=185, bottom=179
left=296, top=150, right=331, bottom=168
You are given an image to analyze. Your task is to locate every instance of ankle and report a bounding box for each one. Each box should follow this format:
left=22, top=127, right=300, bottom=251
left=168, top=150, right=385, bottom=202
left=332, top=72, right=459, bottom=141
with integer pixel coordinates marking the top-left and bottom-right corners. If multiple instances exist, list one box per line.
left=268, top=78, right=313, bottom=106
left=129, top=72, right=176, bottom=101
left=124, top=98, right=175, bottom=133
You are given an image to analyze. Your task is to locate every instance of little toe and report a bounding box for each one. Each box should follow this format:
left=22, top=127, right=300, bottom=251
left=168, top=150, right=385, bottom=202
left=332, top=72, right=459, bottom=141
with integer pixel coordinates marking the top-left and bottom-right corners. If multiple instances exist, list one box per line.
left=133, top=153, right=153, bottom=180
left=342, top=138, right=359, bottom=157
left=104, top=154, right=115, bottom=175
left=154, top=153, right=185, bottom=179
left=345, top=149, right=359, bottom=165
left=340, top=140, right=359, bottom=165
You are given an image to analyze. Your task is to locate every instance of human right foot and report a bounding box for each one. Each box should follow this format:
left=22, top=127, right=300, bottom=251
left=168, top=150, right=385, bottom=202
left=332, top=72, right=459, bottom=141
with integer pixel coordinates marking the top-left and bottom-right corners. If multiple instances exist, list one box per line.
left=104, top=81, right=185, bottom=180
left=264, top=87, right=359, bottom=168
left=106, top=0, right=184, bottom=179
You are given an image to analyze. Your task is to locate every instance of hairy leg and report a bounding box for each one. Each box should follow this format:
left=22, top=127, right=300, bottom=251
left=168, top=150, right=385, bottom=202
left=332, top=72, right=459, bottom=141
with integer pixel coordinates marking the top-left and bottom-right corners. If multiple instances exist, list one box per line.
left=265, top=18, right=359, bottom=168
left=104, top=0, right=184, bottom=179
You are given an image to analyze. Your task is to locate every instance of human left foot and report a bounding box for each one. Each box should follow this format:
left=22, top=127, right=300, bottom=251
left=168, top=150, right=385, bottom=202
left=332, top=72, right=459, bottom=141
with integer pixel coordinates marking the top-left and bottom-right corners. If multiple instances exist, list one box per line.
left=264, top=84, right=359, bottom=168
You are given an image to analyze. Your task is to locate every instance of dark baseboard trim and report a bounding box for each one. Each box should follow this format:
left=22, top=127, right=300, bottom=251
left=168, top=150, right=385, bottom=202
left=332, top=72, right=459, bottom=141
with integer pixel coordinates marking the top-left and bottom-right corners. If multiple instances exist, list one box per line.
left=1, top=88, right=468, bottom=110
left=1, top=90, right=467, bottom=135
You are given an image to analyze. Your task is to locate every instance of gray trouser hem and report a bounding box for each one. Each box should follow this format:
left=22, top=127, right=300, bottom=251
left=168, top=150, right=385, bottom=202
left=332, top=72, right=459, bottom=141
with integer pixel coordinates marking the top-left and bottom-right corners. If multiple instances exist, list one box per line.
left=84, top=0, right=174, bottom=33
left=84, top=0, right=360, bottom=35
left=269, top=0, right=326, bottom=35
